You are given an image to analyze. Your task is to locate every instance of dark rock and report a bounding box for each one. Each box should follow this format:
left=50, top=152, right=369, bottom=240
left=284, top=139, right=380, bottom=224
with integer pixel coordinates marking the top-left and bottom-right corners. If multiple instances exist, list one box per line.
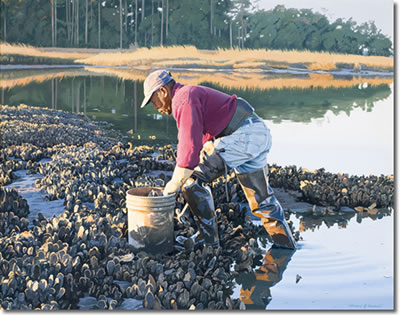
left=137, top=279, right=146, bottom=298
left=208, top=300, right=216, bottom=309
left=106, top=260, right=115, bottom=276
left=189, top=282, right=202, bottom=299
left=201, top=278, right=212, bottom=290
left=177, top=289, right=190, bottom=309
left=153, top=295, right=162, bottom=310
left=56, top=287, right=66, bottom=300
left=144, top=288, right=155, bottom=309
left=199, top=291, right=208, bottom=306
left=96, top=299, right=107, bottom=310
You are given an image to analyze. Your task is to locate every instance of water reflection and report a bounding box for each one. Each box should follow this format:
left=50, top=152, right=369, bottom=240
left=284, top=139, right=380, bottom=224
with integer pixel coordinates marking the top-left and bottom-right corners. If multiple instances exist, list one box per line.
left=0, top=70, right=393, bottom=142
left=0, top=68, right=95, bottom=89
left=209, top=83, right=392, bottom=123
left=296, top=207, right=392, bottom=232
left=81, top=67, right=393, bottom=91
left=237, top=206, right=392, bottom=309
left=236, top=247, right=295, bottom=309
left=0, top=74, right=166, bottom=140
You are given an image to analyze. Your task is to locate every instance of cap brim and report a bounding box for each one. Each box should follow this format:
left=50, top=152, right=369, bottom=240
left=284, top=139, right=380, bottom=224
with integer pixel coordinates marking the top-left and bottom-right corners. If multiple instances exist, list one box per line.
left=140, top=94, right=152, bottom=108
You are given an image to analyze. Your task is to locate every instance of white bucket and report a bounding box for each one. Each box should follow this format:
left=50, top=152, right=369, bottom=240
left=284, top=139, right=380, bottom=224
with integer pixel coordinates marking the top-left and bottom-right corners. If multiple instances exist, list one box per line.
left=126, top=187, right=175, bottom=255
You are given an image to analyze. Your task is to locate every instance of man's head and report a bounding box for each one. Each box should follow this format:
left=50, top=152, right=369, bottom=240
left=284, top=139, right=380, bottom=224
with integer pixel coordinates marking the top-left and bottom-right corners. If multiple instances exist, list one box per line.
left=140, top=70, right=175, bottom=115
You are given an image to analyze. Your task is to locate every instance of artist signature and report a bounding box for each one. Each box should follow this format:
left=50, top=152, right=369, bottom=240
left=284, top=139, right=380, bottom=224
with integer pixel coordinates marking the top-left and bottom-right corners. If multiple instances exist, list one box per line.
left=348, top=304, right=383, bottom=309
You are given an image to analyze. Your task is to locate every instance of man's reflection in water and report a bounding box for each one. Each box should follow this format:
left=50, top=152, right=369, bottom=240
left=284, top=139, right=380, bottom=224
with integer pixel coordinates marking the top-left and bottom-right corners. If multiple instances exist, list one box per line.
left=236, top=247, right=295, bottom=309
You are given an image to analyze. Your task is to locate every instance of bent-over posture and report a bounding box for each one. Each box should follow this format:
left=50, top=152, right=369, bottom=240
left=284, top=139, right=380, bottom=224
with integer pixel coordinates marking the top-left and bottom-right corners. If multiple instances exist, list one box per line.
left=140, top=70, right=296, bottom=250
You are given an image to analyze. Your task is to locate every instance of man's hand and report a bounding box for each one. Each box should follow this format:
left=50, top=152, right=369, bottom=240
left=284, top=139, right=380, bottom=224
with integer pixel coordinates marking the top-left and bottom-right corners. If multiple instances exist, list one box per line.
left=163, top=166, right=194, bottom=196
left=163, top=180, right=181, bottom=195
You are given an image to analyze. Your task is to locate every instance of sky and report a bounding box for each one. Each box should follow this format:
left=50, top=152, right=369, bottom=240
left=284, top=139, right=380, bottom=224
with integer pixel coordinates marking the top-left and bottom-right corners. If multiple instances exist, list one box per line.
left=256, top=0, right=394, bottom=39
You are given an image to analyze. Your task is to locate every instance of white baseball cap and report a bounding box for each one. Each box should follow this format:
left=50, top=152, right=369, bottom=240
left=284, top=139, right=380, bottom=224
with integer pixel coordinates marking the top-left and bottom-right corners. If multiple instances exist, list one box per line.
left=140, top=70, right=173, bottom=108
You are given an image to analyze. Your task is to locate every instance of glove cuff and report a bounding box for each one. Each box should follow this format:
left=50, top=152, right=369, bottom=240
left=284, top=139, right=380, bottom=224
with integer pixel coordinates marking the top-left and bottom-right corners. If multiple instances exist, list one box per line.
left=171, top=166, right=194, bottom=186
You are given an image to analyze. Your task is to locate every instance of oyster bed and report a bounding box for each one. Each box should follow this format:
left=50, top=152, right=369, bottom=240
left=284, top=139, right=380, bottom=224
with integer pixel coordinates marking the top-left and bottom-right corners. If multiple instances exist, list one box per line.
left=0, top=104, right=393, bottom=310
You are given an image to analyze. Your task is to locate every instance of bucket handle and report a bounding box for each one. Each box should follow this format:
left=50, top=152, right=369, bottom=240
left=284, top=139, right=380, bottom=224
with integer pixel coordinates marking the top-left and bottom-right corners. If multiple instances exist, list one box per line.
left=176, top=203, right=190, bottom=224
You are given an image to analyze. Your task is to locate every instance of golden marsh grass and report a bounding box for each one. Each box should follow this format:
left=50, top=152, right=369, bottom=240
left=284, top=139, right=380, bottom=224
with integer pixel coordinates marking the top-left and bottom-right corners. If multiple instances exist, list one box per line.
left=1, top=43, right=393, bottom=72
left=0, top=43, right=94, bottom=60
left=76, top=45, right=393, bottom=71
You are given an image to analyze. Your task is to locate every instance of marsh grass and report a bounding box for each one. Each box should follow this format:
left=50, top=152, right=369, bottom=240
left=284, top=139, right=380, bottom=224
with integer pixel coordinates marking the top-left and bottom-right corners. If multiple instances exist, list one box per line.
left=1, top=43, right=393, bottom=72
left=0, top=43, right=95, bottom=64
left=0, top=54, right=74, bottom=65
left=76, top=45, right=393, bottom=72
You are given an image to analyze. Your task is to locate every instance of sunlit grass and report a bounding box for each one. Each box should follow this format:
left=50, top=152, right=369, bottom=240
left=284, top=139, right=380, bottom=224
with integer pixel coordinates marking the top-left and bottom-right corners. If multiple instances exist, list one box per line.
left=76, top=45, right=393, bottom=71
left=1, top=43, right=393, bottom=72
left=0, top=43, right=95, bottom=60
left=307, top=62, right=337, bottom=71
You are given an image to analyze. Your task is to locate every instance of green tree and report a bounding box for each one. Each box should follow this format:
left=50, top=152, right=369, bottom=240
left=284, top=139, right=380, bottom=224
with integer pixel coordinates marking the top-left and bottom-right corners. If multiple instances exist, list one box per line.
left=356, top=21, right=393, bottom=56
left=167, top=0, right=210, bottom=48
left=0, top=0, right=393, bottom=55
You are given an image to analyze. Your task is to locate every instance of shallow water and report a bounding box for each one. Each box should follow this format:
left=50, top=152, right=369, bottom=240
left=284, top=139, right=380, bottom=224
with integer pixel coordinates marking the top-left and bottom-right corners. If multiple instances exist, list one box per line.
left=228, top=186, right=393, bottom=310
left=5, top=170, right=65, bottom=227
left=234, top=212, right=393, bottom=310
left=267, top=93, right=393, bottom=176
left=281, top=214, right=392, bottom=310
left=78, top=290, right=143, bottom=310
left=0, top=67, right=394, bottom=310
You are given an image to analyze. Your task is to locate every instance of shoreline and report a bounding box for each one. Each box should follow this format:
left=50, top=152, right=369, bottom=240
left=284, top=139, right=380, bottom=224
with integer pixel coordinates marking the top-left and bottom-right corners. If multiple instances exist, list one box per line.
left=0, top=63, right=394, bottom=78
left=1, top=44, right=394, bottom=75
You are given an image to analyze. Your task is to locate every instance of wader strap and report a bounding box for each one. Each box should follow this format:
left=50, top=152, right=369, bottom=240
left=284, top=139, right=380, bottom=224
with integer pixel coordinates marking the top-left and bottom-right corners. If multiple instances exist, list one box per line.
left=216, top=97, right=255, bottom=138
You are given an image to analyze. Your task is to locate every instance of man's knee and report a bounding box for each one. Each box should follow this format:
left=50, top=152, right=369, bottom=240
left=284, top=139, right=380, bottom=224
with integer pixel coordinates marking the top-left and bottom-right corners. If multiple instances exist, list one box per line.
left=193, top=141, right=228, bottom=183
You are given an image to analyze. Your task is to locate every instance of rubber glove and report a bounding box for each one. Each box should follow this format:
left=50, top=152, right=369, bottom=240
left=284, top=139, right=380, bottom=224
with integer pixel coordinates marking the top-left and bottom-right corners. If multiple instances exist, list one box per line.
left=163, top=166, right=194, bottom=196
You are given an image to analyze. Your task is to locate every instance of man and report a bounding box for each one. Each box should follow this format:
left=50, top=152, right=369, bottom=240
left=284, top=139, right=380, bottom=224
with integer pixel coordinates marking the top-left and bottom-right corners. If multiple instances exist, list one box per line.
left=140, top=69, right=296, bottom=250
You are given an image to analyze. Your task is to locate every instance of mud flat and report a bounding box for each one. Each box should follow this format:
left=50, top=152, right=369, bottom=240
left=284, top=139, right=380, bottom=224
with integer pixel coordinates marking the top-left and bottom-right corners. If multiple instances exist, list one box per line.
left=0, top=104, right=393, bottom=310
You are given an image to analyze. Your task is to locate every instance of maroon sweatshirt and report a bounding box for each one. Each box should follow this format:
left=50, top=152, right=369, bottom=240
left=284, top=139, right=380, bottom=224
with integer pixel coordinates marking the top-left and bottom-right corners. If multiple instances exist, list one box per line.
left=171, top=83, right=237, bottom=170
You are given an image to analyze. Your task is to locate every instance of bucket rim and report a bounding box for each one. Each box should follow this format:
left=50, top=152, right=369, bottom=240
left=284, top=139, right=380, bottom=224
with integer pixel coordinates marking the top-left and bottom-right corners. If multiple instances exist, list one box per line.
left=126, top=187, right=175, bottom=200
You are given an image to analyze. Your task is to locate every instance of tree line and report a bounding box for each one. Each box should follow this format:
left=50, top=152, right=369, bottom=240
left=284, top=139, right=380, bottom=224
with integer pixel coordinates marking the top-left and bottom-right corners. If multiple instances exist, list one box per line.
left=0, top=0, right=393, bottom=56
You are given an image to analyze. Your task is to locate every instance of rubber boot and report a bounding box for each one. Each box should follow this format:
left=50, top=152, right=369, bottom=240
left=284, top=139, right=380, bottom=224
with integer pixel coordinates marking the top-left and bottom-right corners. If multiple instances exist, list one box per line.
left=181, top=177, right=220, bottom=248
left=236, top=166, right=296, bottom=249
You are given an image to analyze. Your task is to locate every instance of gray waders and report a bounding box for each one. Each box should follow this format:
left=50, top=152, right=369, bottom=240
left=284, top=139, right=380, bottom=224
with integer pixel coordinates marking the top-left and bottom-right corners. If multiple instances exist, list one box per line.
left=236, top=165, right=296, bottom=249
left=181, top=178, right=220, bottom=248
left=178, top=142, right=226, bottom=248
left=178, top=142, right=296, bottom=250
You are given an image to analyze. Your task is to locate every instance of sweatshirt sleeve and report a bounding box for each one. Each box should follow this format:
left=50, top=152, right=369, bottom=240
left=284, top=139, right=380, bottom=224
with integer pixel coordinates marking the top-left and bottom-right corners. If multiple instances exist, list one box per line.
left=175, top=92, right=204, bottom=170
